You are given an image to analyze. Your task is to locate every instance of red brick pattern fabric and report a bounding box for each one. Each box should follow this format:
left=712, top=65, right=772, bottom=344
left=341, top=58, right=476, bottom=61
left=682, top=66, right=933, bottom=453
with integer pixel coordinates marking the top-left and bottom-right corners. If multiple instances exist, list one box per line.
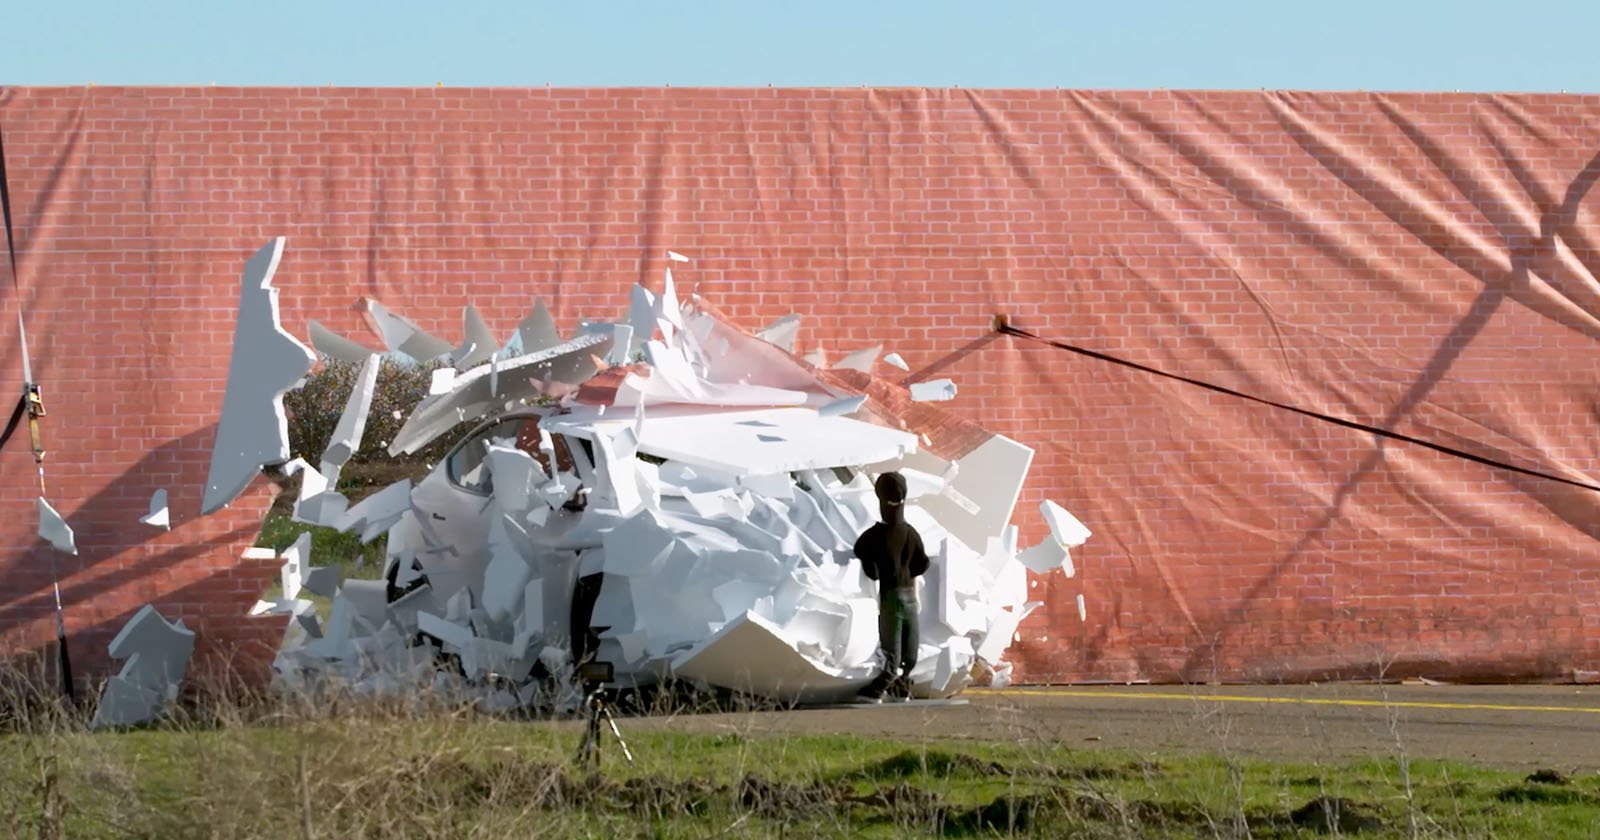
left=2, top=87, right=1598, bottom=684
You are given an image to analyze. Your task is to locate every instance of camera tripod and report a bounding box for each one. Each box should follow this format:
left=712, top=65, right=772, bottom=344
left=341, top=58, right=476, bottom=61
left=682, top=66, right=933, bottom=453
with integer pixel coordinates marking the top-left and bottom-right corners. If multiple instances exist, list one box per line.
left=575, top=685, right=633, bottom=768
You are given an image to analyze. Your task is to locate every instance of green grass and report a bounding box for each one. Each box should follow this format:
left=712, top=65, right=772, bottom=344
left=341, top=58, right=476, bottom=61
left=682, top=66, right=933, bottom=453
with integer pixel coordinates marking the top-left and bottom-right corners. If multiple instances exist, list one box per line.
left=254, top=513, right=386, bottom=585
left=4, top=711, right=1598, bottom=839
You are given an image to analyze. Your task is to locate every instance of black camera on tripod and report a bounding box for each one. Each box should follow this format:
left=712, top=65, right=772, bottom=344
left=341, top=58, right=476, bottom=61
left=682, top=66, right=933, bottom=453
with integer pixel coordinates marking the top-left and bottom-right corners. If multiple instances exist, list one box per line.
left=574, top=660, right=633, bottom=768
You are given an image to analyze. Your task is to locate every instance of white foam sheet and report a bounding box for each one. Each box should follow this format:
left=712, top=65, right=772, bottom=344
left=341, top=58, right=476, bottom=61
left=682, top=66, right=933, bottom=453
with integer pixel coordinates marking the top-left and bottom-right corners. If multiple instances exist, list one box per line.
left=656, top=266, right=686, bottom=334
left=627, top=285, right=659, bottom=354
left=454, top=305, right=499, bottom=368
left=1017, top=538, right=1070, bottom=574
left=286, top=459, right=348, bottom=527
left=418, top=611, right=474, bottom=651
left=93, top=604, right=196, bottom=728
left=818, top=395, right=867, bottom=418
left=322, top=353, right=381, bottom=468
left=280, top=532, right=311, bottom=599
left=1041, top=500, right=1093, bottom=548
left=883, top=352, right=909, bottom=371
left=37, top=497, right=77, bottom=555
left=485, top=444, right=540, bottom=515
left=875, top=434, right=1034, bottom=559
left=140, top=489, right=171, bottom=530
left=684, top=311, right=821, bottom=392
left=600, top=510, right=675, bottom=578
left=202, top=238, right=317, bottom=514
left=308, top=320, right=380, bottom=364
left=831, top=345, right=881, bottom=372
left=366, top=298, right=452, bottom=362
left=975, top=601, right=1041, bottom=663
left=670, top=612, right=876, bottom=704
left=909, top=379, right=958, bottom=402
left=340, top=479, right=412, bottom=542
left=614, top=340, right=810, bottom=408
left=90, top=672, right=164, bottom=729
left=429, top=368, right=457, bottom=395
left=590, top=429, right=644, bottom=515
left=581, top=322, right=635, bottom=366
left=932, top=636, right=975, bottom=697
left=515, top=299, right=560, bottom=355
left=545, top=406, right=917, bottom=477
left=482, top=515, right=535, bottom=622
left=389, top=331, right=612, bottom=454
left=756, top=314, right=801, bottom=353
left=303, top=565, right=341, bottom=599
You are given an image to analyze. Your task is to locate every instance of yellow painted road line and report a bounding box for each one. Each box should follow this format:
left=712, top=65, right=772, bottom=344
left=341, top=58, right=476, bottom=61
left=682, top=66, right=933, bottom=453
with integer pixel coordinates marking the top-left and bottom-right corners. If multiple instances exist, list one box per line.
left=972, top=687, right=1600, bottom=715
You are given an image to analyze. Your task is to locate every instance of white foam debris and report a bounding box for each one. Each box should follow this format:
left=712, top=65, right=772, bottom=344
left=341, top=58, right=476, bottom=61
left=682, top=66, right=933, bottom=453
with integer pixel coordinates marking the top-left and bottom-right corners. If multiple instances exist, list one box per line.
left=322, top=354, right=381, bottom=469
left=429, top=368, right=458, bottom=395
left=37, top=497, right=77, bottom=555
left=831, top=345, right=881, bottom=373
left=909, top=378, right=957, bottom=402
left=235, top=249, right=1087, bottom=709
left=308, top=320, right=380, bottom=364
left=1077, top=594, right=1087, bottom=622
left=284, top=459, right=348, bottom=527
left=201, top=238, right=318, bottom=514
left=139, top=489, right=171, bottom=530
left=883, top=352, right=910, bottom=371
left=365, top=298, right=452, bottom=362
left=667, top=250, right=690, bottom=263
left=1041, top=500, right=1092, bottom=548
left=91, top=605, right=196, bottom=729
left=454, top=305, right=499, bottom=369
left=756, top=314, right=801, bottom=353
left=818, top=395, right=867, bottom=418
left=514, top=299, right=561, bottom=356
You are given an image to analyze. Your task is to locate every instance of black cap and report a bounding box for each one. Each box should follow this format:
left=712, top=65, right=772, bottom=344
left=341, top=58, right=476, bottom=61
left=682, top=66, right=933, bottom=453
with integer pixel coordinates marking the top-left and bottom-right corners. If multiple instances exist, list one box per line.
left=874, top=472, right=907, bottom=506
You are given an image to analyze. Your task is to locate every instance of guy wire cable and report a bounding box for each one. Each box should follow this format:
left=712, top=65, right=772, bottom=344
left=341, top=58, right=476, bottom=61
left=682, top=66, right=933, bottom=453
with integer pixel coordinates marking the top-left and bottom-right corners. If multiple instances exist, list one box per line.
left=0, top=123, right=74, bottom=700
left=996, top=320, right=1600, bottom=494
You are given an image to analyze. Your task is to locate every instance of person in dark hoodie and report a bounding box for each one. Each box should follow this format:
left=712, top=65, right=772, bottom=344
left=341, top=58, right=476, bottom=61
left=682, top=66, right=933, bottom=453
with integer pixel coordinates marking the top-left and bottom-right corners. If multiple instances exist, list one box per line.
left=854, top=471, right=930, bottom=702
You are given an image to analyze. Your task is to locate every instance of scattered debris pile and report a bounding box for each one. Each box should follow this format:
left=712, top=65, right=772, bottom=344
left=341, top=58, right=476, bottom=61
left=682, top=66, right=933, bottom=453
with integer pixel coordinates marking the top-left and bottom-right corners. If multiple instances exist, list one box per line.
left=90, top=605, right=195, bottom=729
left=91, top=238, right=1092, bottom=721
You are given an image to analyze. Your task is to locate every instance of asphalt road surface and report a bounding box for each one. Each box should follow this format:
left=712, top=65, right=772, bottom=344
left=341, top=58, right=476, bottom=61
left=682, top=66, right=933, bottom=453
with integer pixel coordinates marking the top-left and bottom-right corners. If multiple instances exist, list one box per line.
left=629, top=684, right=1600, bottom=772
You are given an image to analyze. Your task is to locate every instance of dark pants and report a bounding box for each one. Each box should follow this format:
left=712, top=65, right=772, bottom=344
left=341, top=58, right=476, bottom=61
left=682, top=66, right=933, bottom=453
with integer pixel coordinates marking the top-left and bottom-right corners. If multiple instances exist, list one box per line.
left=570, top=573, right=605, bottom=668
left=877, top=587, right=918, bottom=681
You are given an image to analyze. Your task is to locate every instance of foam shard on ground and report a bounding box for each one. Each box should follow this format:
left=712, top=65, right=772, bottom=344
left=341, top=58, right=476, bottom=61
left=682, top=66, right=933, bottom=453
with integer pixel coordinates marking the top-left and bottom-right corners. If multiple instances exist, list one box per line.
left=92, top=605, right=196, bottom=729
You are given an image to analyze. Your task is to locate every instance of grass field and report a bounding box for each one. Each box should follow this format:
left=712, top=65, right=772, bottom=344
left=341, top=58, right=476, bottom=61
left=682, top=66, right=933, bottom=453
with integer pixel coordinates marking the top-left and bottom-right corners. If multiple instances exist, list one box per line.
left=4, top=695, right=1599, bottom=839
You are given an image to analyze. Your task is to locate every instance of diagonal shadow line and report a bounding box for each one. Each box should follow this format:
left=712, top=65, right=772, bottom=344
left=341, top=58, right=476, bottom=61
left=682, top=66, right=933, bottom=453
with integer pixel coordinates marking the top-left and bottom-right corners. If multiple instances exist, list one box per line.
left=1179, top=139, right=1600, bottom=677
left=899, top=332, right=1002, bottom=387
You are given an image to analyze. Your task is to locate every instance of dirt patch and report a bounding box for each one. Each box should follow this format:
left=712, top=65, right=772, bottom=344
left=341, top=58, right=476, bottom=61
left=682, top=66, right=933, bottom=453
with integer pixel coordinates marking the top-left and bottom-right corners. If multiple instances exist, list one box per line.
left=853, top=749, right=1009, bottom=779
left=1525, top=768, right=1572, bottom=785
left=1494, top=784, right=1599, bottom=806
left=1287, top=796, right=1386, bottom=834
left=735, top=774, right=853, bottom=819
left=938, top=794, right=1044, bottom=836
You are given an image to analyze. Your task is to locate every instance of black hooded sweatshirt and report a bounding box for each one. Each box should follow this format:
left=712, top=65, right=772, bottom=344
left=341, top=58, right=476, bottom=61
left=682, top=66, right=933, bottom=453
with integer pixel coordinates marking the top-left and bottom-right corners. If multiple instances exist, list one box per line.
left=854, top=474, right=930, bottom=592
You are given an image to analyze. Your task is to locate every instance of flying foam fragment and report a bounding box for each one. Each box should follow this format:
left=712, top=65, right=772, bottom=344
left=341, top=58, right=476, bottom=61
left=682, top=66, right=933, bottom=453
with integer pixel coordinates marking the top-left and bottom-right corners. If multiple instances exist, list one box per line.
left=201, top=238, right=317, bottom=514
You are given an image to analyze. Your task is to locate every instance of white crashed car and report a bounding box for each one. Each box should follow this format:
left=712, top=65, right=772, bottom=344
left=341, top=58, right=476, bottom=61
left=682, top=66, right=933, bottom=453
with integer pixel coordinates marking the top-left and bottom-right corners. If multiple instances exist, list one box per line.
left=270, top=269, right=1083, bottom=707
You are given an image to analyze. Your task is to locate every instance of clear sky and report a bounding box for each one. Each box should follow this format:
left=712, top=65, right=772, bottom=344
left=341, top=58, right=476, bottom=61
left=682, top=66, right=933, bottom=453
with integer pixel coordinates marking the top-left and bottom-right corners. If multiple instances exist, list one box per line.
left=3, top=0, right=1597, bottom=92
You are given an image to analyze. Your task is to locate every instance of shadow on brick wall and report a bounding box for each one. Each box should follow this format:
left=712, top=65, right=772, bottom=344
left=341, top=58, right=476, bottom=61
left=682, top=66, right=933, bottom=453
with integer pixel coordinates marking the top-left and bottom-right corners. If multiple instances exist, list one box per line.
left=1, top=426, right=282, bottom=694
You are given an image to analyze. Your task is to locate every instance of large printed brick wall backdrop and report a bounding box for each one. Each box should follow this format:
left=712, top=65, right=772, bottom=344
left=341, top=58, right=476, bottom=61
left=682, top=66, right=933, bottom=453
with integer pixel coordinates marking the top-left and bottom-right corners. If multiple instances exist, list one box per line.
left=2, top=86, right=1599, bottom=686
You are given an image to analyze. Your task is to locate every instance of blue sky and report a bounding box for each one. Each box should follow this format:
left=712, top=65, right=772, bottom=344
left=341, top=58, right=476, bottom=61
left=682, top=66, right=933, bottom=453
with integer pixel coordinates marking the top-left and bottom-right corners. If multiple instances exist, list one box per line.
left=3, top=1, right=1596, bottom=92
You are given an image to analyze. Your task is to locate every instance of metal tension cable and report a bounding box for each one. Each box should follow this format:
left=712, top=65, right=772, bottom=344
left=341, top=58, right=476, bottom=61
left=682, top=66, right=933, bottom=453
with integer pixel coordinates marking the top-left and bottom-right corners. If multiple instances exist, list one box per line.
left=993, top=315, right=1600, bottom=494
left=0, top=124, right=72, bottom=700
